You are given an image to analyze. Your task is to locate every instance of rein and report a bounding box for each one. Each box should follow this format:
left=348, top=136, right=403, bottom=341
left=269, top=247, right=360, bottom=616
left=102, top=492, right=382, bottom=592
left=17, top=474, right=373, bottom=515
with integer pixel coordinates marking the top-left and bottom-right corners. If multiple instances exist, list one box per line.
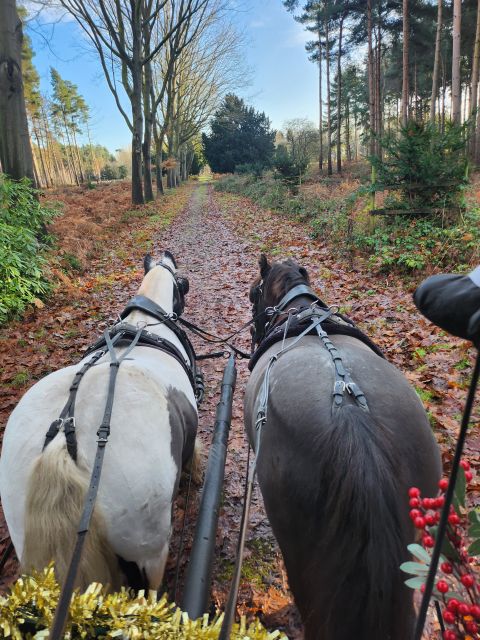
left=49, top=327, right=144, bottom=640
left=220, top=289, right=372, bottom=637
left=47, top=284, right=203, bottom=639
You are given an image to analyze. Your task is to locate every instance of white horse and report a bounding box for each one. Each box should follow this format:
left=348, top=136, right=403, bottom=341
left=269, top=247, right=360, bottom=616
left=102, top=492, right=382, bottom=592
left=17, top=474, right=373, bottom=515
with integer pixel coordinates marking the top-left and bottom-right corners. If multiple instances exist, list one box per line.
left=0, top=251, right=201, bottom=591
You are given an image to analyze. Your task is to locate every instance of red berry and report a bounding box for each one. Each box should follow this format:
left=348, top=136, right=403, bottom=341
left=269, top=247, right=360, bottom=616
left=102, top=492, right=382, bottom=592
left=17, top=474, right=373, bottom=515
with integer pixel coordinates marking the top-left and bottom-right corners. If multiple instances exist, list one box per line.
left=439, top=478, right=449, bottom=491
left=466, top=620, right=478, bottom=634
left=434, top=512, right=441, bottom=523
left=420, top=583, right=426, bottom=593
left=465, top=470, right=473, bottom=482
left=443, top=630, right=456, bottom=640
left=422, top=497, right=432, bottom=508
left=460, top=460, right=471, bottom=471
left=423, top=535, right=435, bottom=547
left=447, top=599, right=460, bottom=612
left=410, top=509, right=421, bottom=520
left=458, top=603, right=470, bottom=616
left=414, top=516, right=426, bottom=529
left=409, top=487, right=421, bottom=498
left=461, top=574, right=475, bottom=588
left=437, top=580, right=449, bottom=593
left=448, top=513, right=460, bottom=525
left=443, top=610, right=456, bottom=624
left=409, top=497, right=420, bottom=507
left=470, top=605, right=480, bottom=619
left=441, top=562, right=453, bottom=574
left=435, top=496, right=446, bottom=508
left=425, top=514, right=436, bottom=526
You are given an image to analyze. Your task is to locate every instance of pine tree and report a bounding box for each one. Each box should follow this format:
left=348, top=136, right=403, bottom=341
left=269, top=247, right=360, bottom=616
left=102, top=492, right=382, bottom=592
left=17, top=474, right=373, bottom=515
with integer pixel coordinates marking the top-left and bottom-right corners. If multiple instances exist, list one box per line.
left=202, top=95, right=275, bottom=173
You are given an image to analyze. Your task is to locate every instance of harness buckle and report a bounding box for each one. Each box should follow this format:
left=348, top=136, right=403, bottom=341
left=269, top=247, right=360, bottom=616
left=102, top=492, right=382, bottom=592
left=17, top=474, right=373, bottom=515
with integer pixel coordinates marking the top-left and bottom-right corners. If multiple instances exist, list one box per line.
left=255, top=411, right=266, bottom=430
left=63, top=417, right=76, bottom=432
left=334, top=380, right=346, bottom=394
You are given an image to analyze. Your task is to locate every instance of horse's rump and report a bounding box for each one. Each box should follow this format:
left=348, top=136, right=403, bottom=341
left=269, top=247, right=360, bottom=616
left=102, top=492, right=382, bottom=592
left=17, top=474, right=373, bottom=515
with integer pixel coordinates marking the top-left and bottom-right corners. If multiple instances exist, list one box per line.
left=1, top=350, right=197, bottom=589
left=245, top=335, right=441, bottom=640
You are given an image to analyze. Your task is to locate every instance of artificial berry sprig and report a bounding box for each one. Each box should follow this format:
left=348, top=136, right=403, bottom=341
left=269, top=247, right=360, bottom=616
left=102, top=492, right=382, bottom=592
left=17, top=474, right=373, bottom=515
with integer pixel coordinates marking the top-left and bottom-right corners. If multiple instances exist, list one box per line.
left=404, top=460, right=479, bottom=640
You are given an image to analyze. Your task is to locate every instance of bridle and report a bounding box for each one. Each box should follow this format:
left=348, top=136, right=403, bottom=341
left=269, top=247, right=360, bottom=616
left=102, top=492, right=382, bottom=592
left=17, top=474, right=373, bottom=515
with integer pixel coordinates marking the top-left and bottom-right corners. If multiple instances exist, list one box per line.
left=154, top=259, right=189, bottom=318
left=251, top=276, right=320, bottom=348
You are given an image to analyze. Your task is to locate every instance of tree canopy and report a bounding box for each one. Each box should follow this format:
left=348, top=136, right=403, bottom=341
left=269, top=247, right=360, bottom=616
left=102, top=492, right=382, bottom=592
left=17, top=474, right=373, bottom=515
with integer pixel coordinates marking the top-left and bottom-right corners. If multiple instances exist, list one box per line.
left=202, top=95, right=275, bottom=173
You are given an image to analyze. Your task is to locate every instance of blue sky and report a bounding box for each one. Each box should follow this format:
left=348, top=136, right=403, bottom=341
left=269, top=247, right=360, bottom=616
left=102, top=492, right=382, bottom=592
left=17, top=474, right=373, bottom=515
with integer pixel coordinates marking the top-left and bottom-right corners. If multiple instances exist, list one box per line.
left=27, top=0, right=319, bottom=152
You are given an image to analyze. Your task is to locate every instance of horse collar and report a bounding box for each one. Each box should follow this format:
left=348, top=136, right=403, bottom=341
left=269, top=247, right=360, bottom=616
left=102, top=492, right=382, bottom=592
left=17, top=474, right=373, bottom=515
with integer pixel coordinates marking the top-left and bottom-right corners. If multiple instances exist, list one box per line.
left=272, top=285, right=320, bottom=315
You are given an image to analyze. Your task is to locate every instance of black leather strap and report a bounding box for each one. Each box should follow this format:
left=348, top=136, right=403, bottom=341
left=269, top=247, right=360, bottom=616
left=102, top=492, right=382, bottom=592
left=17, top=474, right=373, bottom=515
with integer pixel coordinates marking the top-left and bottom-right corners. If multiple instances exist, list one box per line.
left=273, top=284, right=320, bottom=314
left=43, top=347, right=111, bottom=460
left=49, top=328, right=143, bottom=640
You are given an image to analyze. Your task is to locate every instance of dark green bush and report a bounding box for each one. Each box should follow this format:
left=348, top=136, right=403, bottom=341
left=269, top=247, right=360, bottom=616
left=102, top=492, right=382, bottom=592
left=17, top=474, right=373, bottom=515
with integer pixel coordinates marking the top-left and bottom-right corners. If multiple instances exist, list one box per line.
left=101, top=164, right=119, bottom=180
left=371, top=121, right=468, bottom=211
left=0, top=175, right=58, bottom=322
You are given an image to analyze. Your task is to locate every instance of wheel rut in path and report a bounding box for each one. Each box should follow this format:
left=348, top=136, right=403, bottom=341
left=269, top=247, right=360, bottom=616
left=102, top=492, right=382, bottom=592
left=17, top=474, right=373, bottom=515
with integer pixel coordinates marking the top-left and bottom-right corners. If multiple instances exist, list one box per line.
left=160, top=182, right=301, bottom=636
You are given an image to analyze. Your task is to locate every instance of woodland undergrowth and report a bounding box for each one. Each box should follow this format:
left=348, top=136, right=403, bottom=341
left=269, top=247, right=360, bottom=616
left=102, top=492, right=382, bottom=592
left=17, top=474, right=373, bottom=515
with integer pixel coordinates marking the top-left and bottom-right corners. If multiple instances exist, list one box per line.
left=215, top=172, right=480, bottom=274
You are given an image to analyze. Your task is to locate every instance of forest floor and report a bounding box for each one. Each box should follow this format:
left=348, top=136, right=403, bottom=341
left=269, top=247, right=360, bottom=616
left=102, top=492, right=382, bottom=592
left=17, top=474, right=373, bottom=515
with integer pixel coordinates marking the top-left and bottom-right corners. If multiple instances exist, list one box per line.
left=0, top=178, right=479, bottom=638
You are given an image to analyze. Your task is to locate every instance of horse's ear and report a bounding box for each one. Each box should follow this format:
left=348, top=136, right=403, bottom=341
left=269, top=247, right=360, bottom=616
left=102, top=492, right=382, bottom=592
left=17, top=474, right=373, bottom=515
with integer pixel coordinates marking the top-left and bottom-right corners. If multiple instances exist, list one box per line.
left=259, top=254, right=271, bottom=279
left=299, top=266, right=310, bottom=283
left=163, top=249, right=178, bottom=269
left=144, top=254, right=156, bottom=274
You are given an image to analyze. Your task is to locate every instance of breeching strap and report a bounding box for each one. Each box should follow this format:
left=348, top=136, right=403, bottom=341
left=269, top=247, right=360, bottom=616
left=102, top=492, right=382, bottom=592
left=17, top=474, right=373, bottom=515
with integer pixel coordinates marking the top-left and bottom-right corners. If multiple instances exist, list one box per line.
left=49, top=328, right=143, bottom=640
left=413, top=351, right=480, bottom=640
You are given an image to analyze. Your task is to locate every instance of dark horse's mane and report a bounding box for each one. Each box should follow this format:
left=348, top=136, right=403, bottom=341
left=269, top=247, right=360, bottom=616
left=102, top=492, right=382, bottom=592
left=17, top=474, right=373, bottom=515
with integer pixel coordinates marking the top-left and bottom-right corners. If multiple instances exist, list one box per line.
left=254, top=258, right=317, bottom=307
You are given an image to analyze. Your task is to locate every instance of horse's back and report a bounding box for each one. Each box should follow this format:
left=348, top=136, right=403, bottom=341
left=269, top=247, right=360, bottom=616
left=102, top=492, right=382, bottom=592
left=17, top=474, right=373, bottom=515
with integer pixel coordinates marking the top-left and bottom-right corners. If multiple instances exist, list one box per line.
left=0, top=349, right=197, bottom=566
left=245, top=334, right=441, bottom=494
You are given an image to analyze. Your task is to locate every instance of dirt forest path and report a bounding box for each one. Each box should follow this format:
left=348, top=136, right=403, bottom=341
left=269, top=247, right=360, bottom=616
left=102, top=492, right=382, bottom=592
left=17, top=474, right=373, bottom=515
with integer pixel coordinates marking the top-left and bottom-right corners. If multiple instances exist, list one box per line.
left=0, top=179, right=478, bottom=638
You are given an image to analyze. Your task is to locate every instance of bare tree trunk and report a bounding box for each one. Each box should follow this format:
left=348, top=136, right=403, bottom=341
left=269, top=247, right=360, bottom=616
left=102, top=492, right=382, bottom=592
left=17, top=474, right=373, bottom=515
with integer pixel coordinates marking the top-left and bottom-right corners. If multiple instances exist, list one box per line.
left=414, top=58, right=418, bottom=120
left=152, top=117, right=164, bottom=196
left=376, top=25, right=382, bottom=155
left=318, top=32, right=323, bottom=172
left=71, top=127, right=85, bottom=182
left=345, top=98, right=351, bottom=161
left=325, top=15, right=332, bottom=175
left=452, top=0, right=462, bottom=123
left=0, top=0, right=36, bottom=183
left=430, top=0, right=443, bottom=122
left=32, top=124, right=49, bottom=187
left=367, top=0, right=376, bottom=155
left=142, top=11, right=154, bottom=203
left=402, top=0, right=409, bottom=126
left=442, top=54, right=447, bottom=132
left=131, top=1, right=144, bottom=205
left=471, top=0, right=480, bottom=158
left=336, top=16, right=344, bottom=173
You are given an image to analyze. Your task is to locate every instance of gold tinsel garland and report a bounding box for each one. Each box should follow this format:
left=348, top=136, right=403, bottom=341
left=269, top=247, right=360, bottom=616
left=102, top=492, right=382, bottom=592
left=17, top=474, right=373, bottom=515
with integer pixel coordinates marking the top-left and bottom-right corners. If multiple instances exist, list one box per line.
left=0, top=566, right=286, bottom=640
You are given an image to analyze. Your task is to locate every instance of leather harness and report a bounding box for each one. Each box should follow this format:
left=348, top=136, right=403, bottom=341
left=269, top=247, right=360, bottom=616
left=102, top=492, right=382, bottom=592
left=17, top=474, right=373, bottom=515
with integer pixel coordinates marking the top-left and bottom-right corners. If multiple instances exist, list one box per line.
left=251, top=284, right=385, bottom=439
left=42, top=294, right=204, bottom=461
left=47, top=275, right=204, bottom=639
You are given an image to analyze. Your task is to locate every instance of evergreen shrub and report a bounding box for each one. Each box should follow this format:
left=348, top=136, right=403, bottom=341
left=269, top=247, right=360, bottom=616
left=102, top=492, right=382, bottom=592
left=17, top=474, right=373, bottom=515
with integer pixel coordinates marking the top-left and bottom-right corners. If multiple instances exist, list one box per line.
left=0, top=175, right=58, bottom=322
left=371, top=121, right=468, bottom=212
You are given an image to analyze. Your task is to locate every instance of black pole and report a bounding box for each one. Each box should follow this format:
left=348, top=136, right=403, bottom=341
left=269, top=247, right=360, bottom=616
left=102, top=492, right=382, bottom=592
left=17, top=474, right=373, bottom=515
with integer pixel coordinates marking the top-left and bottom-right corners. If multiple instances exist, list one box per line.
left=181, top=354, right=237, bottom=619
left=413, top=352, right=480, bottom=640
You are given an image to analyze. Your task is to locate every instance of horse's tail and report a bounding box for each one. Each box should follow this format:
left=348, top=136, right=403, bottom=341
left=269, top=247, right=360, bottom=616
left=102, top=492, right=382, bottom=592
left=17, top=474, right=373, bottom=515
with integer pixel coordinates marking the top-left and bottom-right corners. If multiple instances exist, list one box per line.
left=313, top=404, right=410, bottom=640
left=22, top=435, right=122, bottom=591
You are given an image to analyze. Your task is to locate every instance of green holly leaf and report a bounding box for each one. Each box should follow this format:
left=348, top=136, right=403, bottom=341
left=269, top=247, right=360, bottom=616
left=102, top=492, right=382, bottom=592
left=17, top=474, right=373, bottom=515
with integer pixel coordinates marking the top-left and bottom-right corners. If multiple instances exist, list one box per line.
left=468, top=509, right=480, bottom=525
left=452, top=467, right=466, bottom=512
left=404, top=576, right=425, bottom=590
left=400, top=561, right=429, bottom=576
left=468, top=539, right=480, bottom=557
left=408, top=543, right=431, bottom=563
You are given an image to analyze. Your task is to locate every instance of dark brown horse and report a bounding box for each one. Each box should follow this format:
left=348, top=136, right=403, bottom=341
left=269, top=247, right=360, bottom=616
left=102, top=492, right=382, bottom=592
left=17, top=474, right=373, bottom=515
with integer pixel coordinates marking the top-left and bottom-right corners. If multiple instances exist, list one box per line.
left=244, top=255, right=442, bottom=640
